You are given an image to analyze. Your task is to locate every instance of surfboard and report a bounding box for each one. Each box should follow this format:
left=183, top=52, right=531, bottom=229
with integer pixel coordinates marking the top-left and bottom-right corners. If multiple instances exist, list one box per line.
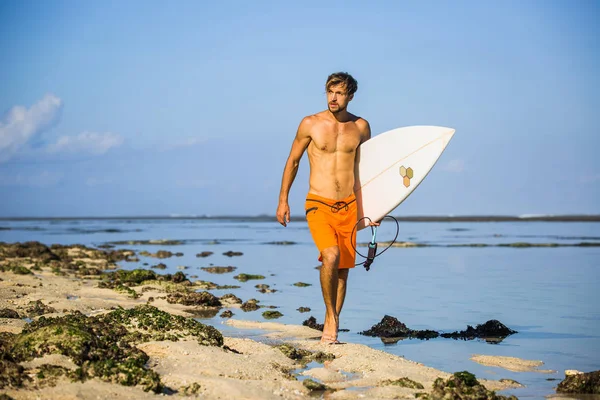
left=355, top=125, right=455, bottom=230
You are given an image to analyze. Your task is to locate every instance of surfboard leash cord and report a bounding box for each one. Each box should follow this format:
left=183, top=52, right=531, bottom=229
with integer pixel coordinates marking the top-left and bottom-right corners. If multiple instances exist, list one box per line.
left=350, top=215, right=399, bottom=271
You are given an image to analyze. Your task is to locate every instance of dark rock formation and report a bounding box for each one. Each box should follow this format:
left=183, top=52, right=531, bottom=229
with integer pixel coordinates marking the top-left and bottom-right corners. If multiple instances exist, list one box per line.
left=441, top=319, right=517, bottom=341
left=557, top=370, right=600, bottom=394
left=359, top=315, right=439, bottom=340
left=420, top=371, right=518, bottom=399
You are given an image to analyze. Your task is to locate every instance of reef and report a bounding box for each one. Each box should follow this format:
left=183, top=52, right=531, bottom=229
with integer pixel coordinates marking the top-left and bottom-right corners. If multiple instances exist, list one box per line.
left=0, top=305, right=223, bottom=393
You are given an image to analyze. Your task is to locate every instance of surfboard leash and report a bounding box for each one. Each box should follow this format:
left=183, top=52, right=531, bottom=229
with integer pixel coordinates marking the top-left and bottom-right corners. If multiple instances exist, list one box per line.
left=350, top=215, right=399, bottom=271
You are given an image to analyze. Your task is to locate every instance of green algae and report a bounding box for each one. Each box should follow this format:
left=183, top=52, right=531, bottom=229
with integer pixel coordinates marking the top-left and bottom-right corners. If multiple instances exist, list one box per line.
left=166, top=291, right=222, bottom=307
left=0, top=309, right=20, bottom=319
left=303, top=378, right=329, bottom=391
left=420, top=371, right=518, bottom=400
left=180, top=382, right=202, bottom=395
left=262, top=311, right=283, bottom=319
left=241, top=298, right=260, bottom=311
left=24, top=300, right=56, bottom=317
left=381, top=377, right=424, bottom=389
left=201, top=266, right=236, bottom=274
left=98, top=269, right=193, bottom=298
left=233, top=273, right=265, bottom=282
left=277, top=344, right=335, bottom=366
left=1, top=305, right=223, bottom=393
left=0, top=264, right=33, bottom=275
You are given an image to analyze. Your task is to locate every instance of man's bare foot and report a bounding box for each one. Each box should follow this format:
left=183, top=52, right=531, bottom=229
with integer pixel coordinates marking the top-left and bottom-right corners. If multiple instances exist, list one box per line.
left=321, top=314, right=338, bottom=344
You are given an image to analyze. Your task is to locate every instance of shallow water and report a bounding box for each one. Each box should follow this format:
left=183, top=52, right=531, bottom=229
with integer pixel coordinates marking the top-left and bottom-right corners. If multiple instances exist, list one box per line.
left=1, top=218, right=599, bottom=398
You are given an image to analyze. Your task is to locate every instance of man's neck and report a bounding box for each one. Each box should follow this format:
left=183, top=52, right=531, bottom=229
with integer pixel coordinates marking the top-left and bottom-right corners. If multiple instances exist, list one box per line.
left=327, top=109, right=351, bottom=123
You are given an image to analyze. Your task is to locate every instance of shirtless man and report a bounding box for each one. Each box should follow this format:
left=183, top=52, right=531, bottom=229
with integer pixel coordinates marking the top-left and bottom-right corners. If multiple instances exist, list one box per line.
left=276, top=72, right=372, bottom=344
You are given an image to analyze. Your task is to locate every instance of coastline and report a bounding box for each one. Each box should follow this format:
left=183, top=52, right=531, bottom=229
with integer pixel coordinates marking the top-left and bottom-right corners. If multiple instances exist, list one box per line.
left=0, top=243, right=530, bottom=399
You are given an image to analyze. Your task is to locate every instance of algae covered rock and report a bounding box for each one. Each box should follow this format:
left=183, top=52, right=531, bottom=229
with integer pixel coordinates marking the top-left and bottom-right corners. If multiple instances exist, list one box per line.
left=241, top=298, right=260, bottom=311
left=166, top=291, right=222, bottom=307
left=262, top=311, right=283, bottom=320
left=381, top=377, right=424, bottom=389
left=24, top=300, right=57, bottom=317
left=441, top=319, right=517, bottom=341
left=0, top=309, right=20, bottom=319
left=424, top=371, right=518, bottom=400
left=557, top=370, right=600, bottom=394
left=233, top=273, right=265, bottom=282
left=2, top=305, right=223, bottom=393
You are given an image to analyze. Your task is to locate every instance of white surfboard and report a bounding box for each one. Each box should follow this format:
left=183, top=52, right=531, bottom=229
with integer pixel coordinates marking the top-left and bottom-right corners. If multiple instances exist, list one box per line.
left=355, top=125, right=455, bottom=230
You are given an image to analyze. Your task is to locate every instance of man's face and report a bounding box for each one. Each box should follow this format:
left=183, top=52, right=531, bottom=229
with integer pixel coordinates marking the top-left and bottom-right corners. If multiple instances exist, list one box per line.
left=327, top=83, right=353, bottom=114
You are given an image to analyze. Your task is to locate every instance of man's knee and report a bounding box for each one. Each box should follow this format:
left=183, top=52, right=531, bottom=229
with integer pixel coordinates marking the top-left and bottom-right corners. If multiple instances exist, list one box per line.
left=320, top=246, right=340, bottom=267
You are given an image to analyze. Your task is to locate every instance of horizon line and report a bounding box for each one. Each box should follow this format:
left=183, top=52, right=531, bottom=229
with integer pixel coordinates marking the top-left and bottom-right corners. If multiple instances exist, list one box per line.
left=1, top=214, right=599, bottom=222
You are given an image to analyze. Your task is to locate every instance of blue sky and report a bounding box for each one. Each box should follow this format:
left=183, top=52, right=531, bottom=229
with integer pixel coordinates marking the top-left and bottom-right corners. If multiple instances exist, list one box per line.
left=1, top=0, right=598, bottom=217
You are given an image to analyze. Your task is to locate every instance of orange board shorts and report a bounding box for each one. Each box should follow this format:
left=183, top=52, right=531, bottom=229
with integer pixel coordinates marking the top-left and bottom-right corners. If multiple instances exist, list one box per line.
left=304, top=192, right=358, bottom=269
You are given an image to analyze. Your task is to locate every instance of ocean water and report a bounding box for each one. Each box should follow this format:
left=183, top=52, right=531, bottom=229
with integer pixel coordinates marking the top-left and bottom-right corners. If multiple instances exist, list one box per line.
left=1, top=217, right=599, bottom=399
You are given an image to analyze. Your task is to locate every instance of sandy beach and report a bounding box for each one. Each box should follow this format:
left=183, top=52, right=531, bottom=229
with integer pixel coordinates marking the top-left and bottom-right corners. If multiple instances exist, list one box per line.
left=0, top=242, right=550, bottom=399
left=1, top=239, right=596, bottom=399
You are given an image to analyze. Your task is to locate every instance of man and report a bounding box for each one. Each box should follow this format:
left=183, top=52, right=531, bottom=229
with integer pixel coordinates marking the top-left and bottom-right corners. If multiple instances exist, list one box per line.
left=276, top=72, right=372, bottom=344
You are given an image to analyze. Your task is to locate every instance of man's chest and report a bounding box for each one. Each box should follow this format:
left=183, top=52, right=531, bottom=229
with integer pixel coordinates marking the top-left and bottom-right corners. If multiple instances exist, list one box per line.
left=310, top=125, right=361, bottom=154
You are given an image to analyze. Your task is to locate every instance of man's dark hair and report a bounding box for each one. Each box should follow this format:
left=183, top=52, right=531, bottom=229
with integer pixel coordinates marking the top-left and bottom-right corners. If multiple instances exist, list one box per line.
left=325, top=72, right=358, bottom=96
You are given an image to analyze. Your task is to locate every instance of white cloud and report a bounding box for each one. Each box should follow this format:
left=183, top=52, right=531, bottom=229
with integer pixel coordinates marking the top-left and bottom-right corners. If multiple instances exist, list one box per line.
left=0, top=94, right=63, bottom=162
left=46, top=132, right=124, bottom=155
left=0, top=170, right=63, bottom=187
left=443, top=159, right=465, bottom=173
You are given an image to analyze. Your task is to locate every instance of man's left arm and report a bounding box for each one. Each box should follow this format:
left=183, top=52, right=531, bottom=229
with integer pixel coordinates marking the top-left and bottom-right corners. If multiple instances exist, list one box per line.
left=353, top=119, right=372, bottom=193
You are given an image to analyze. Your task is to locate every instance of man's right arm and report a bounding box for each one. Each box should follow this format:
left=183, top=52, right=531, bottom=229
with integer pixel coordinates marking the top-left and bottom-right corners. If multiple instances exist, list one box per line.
left=276, top=117, right=312, bottom=226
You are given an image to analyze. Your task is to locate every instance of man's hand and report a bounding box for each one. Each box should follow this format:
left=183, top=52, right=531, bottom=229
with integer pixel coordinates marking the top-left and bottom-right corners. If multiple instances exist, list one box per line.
left=276, top=202, right=290, bottom=227
left=368, top=219, right=381, bottom=227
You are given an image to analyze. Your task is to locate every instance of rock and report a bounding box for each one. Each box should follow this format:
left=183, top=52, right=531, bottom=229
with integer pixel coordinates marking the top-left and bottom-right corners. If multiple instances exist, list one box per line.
left=557, top=370, right=600, bottom=394
left=262, top=311, right=283, bottom=320
left=166, top=291, right=222, bottom=307
left=256, top=284, right=277, bottom=293
left=220, top=310, right=233, bottom=318
left=381, top=377, right=424, bottom=389
left=223, top=251, right=243, bottom=257
left=359, top=315, right=439, bottom=339
left=0, top=309, right=20, bottom=319
left=201, top=266, right=236, bottom=274
left=241, top=299, right=260, bottom=312
left=219, top=293, right=242, bottom=304
left=303, top=316, right=324, bottom=331
left=3, top=305, right=224, bottom=393
left=24, top=300, right=57, bottom=317
left=422, top=371, right=518, bottom=399
left=293, top=282, right=311, bottom=287
left=441, top=319, right=517, bottom=341
left=303, top=379, right=329, bottom=391
left=233, top=273, right=265, bottom=282
left=196, top=251, right=213, bottom=258
left=359, top=315, right=412, bottom=337
left=297, top=307, right=311, bottom=313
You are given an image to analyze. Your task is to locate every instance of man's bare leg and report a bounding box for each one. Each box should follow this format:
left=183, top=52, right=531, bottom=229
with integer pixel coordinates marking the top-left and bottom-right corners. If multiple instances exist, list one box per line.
left=336, top=268, right=349, bottom=331
left=319, top=246, right=340, bottom=343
